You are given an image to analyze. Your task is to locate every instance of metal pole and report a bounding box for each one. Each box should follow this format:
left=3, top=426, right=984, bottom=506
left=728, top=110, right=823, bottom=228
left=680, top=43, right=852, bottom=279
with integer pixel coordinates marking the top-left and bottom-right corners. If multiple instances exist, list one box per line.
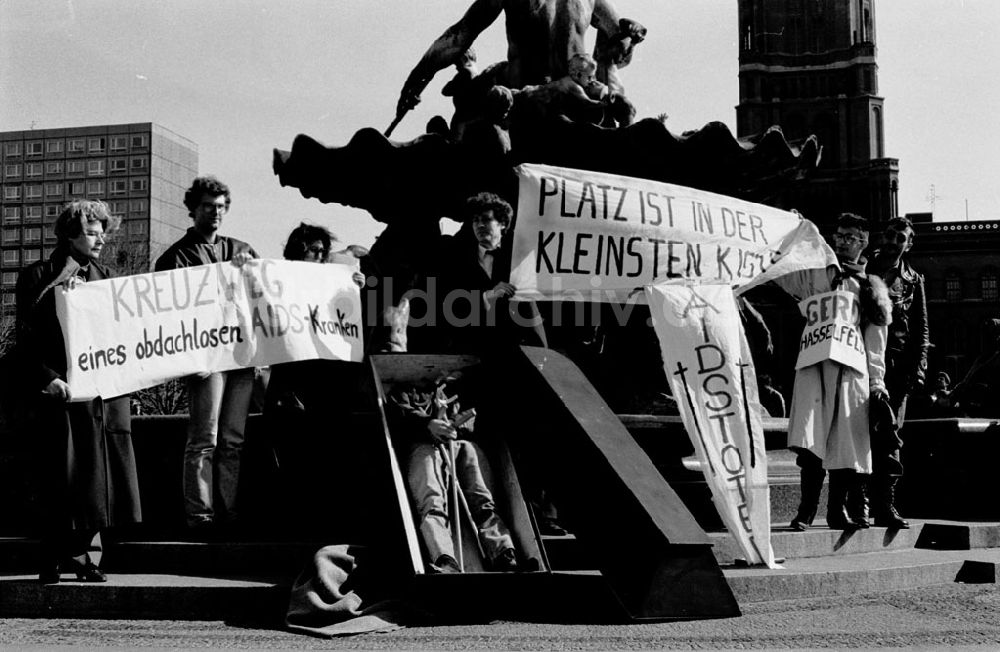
left=447, top=441, right=464, bottom=572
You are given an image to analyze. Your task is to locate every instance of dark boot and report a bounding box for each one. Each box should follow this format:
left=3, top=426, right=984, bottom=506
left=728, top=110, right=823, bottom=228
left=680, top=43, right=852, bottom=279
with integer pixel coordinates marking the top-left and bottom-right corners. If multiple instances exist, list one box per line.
left=873, top=476, right=910, bottom=529
left=790, top=460, right=826, bottom=531
left=826, top=470, right=858, bottom=530
left=847, top=473, right=871, bottom=529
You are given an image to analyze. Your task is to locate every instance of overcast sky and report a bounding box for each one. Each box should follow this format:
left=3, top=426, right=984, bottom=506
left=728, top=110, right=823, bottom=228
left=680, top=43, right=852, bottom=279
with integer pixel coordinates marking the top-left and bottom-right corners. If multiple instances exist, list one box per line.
left=2, top=1, right=998, bottom=257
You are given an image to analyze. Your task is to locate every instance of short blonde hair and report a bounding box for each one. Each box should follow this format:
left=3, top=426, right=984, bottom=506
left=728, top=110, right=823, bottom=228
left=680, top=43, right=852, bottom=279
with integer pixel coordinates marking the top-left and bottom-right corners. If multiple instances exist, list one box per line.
left=54, top=200, right=120, bottom=244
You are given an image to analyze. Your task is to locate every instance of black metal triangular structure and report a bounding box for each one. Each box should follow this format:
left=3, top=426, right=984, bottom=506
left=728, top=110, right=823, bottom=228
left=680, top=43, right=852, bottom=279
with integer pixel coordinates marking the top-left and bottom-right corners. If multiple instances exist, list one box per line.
left=494, top=346, right=739, bottom=620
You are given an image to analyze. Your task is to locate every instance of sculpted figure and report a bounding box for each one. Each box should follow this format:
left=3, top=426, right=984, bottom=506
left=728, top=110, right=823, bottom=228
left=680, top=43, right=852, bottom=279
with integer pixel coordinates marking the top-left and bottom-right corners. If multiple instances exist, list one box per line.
left=394, top=0, right=645, bottom=125
left=441, top=48, right=512, bottom=146
left=511, top=53, right=612, bottom=126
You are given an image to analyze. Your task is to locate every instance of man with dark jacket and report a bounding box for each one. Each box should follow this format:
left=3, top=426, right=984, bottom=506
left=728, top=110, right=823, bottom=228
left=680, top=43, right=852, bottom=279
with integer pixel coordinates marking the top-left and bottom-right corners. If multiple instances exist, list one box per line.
left=868, top=216, right=929, bottom=529
left=438, top=192, right=546, bottom=354
left=155, top=176, right=258, bottom=534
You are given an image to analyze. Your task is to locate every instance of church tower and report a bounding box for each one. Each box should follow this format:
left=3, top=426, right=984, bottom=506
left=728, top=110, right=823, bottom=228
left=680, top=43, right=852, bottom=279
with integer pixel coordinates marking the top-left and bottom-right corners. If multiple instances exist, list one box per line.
left=737, top=0, right=898, bottom=227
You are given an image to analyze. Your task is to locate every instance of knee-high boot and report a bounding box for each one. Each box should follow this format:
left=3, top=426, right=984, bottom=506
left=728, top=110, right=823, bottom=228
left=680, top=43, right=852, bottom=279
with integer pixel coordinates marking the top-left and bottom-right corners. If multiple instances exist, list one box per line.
left=791, top=461, right=826, bottom=531
left=847, top=473, right=871, bottom=529
left=873, top=476, right=910, bottom=529
left=826, top=470, right=858, bottom=530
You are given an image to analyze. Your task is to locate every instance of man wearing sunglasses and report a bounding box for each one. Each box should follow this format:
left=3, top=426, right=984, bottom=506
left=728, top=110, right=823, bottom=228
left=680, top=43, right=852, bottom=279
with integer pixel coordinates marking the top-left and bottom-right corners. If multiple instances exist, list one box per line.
left=867, top=217, right=928, bottom=529
left=781, top=213, right=892, bottom=533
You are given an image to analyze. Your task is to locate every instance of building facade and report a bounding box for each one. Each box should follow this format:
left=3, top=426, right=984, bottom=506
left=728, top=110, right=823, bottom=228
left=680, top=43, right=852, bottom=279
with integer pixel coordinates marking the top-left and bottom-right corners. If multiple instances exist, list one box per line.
left=737, top=0, right=898, bottom=229
left=0, top=123, right=197, bottom=317
left=907, top=220, right=1000, bottom=381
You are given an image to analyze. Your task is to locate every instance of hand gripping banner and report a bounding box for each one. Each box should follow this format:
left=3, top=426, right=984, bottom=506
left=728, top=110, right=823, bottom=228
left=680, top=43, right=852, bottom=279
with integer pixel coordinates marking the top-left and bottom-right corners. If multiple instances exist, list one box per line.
left=55, top=259, right=364, bottom=401
left=646, top=283, right=778, bottom=568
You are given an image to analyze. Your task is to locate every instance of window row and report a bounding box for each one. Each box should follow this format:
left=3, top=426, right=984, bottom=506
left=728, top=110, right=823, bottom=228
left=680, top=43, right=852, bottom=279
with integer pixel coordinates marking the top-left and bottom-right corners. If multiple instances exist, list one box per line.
left=2, top=199, right=147, bottom=224
left=2, top=248, right=45, bottom=267
left=2, top=227, right=45, bottom=244
left=943, top=273, right=1000, bottom=302
left=5, top=157, right=148, bottom=179
left=3, top=134, right=149, bottom=158
left=2, top=220, right=147, bottom=245
left=3, top=178, right=148, bottom=199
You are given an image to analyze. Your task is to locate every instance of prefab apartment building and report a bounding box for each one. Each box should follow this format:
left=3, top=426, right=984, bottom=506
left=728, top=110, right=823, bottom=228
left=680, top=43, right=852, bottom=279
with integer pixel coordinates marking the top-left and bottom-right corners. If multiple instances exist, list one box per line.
left=0, top=122, right=197, bottom=317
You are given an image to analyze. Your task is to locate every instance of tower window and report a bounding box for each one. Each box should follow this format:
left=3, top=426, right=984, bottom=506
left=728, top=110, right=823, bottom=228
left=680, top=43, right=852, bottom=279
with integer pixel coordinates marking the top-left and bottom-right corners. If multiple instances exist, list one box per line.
left=871, top=106, right=884, bottom=159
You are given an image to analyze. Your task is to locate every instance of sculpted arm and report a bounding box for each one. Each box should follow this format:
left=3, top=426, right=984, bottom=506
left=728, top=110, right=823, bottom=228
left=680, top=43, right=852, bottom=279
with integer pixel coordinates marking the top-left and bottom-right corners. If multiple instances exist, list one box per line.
left=397, top=0, right=504, bottom=116
left=590, top=0, right=621, bottom=38
left=591, top=0, right=646, bottom=97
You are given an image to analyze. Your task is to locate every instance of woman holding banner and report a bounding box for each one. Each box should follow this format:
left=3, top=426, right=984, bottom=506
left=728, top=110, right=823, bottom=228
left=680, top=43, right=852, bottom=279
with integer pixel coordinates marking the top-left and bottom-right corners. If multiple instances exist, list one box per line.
left=14, top=200, right=141, bottom=583
left=263, top=223, right=367, bottom=535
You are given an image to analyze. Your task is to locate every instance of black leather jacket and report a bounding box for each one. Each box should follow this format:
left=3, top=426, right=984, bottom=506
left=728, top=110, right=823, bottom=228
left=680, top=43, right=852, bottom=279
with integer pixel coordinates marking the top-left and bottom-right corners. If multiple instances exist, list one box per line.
left=873, top=257, right=930, bottom=392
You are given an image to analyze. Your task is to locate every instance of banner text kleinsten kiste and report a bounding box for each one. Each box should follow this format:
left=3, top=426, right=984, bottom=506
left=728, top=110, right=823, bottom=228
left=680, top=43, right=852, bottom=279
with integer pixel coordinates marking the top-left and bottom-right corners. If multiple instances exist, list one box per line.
left=509, top=164, right=825, bottom=302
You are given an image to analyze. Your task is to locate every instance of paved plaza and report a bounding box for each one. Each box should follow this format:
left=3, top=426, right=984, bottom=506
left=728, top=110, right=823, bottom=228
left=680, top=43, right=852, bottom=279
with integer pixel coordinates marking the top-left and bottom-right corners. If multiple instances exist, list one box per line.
left=2, top=582, right=999, bottom=650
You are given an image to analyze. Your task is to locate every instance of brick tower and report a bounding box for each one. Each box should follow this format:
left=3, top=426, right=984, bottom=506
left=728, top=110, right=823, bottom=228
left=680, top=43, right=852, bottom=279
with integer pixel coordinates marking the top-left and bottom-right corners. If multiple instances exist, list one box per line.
left=736, top=0, right=898, bottom=228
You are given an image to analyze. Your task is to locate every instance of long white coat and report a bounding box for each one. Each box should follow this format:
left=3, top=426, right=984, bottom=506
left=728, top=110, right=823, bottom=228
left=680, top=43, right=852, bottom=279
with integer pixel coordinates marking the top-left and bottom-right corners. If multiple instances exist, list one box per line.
left=776, top=266, right=887, bottom=473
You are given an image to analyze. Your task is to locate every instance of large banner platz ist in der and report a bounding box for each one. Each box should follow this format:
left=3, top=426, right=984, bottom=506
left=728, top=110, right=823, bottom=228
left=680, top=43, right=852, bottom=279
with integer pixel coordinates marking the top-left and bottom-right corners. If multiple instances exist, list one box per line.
left=55, top=259, right=364, bottom=401
left=510, top=163, right=835, bottom=302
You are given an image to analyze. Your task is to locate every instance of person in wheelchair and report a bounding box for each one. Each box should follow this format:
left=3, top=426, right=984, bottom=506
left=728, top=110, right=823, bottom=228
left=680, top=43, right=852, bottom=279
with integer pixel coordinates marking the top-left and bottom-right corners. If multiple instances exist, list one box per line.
left=390, top=374, right=518, bottom=573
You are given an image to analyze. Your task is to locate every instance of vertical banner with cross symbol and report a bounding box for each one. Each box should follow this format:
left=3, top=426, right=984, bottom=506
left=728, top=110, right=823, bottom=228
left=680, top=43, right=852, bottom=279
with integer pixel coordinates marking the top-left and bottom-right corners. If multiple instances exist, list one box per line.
left=646, top=282, right=777, bottom=568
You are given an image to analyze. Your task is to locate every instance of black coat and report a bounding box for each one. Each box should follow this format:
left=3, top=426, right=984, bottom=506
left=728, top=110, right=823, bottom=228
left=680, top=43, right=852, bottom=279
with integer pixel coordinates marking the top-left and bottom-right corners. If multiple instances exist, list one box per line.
left=15, top=248, right=141, bottom=532
left=873, top=257, right=930, bottom=394
left=438, top=231, right=545, bottom=353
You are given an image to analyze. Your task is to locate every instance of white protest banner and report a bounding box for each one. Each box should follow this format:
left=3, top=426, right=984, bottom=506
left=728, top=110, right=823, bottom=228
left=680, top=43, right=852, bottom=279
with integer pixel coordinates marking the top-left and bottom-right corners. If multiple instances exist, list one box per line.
left=646, top=282, right=777, bottom=568
left=795, top=290, right=866, bottom=373
left=510, top=163, right=836, bottom=302
left=55, top=259, right=363, bottom=401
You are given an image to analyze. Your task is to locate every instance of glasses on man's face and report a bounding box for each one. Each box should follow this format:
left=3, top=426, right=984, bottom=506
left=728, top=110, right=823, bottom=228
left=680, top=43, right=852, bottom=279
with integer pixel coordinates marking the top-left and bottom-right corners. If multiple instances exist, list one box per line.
left=832, top=232, right=865, bottom=246
left=883, top=230, right=910, bottom=244
left=306, top=245, right=327, bottom=257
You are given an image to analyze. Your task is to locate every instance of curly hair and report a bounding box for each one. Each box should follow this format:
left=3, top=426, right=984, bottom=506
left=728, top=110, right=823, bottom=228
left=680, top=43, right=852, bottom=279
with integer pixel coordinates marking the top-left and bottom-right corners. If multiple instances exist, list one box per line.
left=283, top=222, right=335, bottom=261
left=464, top=192, right=513, bottom=228
left=183, top=176, right=231, bottom=217
left=54, top=199, right=120, bottom=244
left=836, top=212, right=870, bottom=233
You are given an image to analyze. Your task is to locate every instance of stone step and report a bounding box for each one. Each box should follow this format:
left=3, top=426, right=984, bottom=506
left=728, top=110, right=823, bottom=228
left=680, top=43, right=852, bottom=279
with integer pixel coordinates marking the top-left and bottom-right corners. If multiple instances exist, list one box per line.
left=712, top=523, right=928, bottom=564
left=916, top=521, right=1000, bottom=550
left=7, top=521, right=997, bottom=581
left=544, top=521, right=1000, bottom=570
left=724, top=547, right=1000, bottom=603
left=0, top=537, right=325, bottom=576
left=104, top=540, right=322, bottom=576
left=0, top=569, right=628, bottom=623
left=3, top=546, right=998, bottom=621
left=0, top=573, right=289, bottom=621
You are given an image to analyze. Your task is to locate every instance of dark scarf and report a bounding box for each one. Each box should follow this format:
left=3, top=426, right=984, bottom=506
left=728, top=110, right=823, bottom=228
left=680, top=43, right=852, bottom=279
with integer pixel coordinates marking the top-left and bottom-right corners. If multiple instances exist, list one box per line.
left=832, top=258, right=866, bottom=288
